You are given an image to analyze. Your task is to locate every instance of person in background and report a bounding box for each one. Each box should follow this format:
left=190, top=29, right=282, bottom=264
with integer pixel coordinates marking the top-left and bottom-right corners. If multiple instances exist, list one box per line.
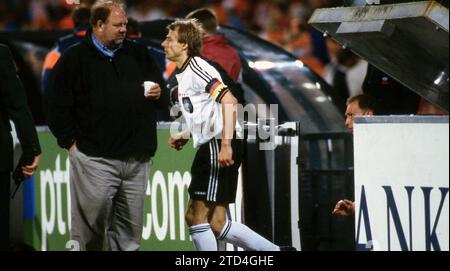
left=41, top=4, right=91, bottom=96
left=324, top=39, right=368, bottom=114
left=46, top=0, right=166, bottom=250
left=343, top=93, right=376, bottom=133
left=333, top=94, right=376, bottom=216
left=186, top=8, right=241, bottom=81
left=126, top=17, right=166, bottom=73
left=0, top=44, right=41, bottom=251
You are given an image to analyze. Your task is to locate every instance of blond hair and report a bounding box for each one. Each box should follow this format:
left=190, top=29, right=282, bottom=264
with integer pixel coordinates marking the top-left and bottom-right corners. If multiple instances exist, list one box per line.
left=167, top=19, right=204, bottom=57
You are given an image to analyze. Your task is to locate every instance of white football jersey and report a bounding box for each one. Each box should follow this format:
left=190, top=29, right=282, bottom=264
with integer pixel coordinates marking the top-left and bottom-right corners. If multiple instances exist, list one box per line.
left=175, top=57, right=241, bottom=148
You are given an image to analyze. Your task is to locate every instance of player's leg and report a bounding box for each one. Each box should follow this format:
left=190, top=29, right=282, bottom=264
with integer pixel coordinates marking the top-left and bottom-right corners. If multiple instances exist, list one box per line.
left=185, top=199, right=217, bottom=251
left=210, top=204, right=280, bottom=251
left=185, top=139, right=222, bottom=251
left=210, top=138, right=280, bottom=251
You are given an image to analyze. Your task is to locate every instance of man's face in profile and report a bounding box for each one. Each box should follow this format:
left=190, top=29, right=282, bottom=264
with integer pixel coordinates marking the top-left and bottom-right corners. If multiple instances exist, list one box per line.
left=162, top=29, right=186, bottom=62
left=345, top=100, right=373, bottom=132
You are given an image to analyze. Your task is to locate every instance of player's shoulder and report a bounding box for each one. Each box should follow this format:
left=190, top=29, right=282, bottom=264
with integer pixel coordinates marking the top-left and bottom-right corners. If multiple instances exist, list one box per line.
left=183, top=57, right=218, bottom=87
left=189, top=56, right=216, bottom=71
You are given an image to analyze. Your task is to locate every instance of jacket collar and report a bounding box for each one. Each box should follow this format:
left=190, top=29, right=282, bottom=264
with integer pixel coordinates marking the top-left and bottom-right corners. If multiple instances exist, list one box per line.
left=90, top=33, right=123, bottom=58
left=84, top=27, right=126, bottom=58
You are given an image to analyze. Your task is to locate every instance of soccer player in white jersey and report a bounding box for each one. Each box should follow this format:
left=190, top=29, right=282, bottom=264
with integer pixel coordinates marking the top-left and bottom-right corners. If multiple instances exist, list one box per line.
left=162, top=19, right=292, bottom=251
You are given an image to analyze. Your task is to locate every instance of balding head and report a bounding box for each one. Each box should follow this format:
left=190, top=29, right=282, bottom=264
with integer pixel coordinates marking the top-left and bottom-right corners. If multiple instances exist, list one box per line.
left=90, top=0, right=127, bottom=49
left=90, top=0, right=126, bottom=27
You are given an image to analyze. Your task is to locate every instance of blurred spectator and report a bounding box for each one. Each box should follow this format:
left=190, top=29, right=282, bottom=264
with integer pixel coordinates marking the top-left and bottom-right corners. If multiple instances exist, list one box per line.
left=284, top=2, right=325, bottom=76
left=0, top=0, right=95, bottom=31
left=126, top=17, right=166, bottom=72
left=29, top=0, right=73, bottom=30
left=223, top=0, right=253, bottom=29
left=0, top=0, right=359, bottom=38
left=186, top=8, right=241, bottom=81
left=205, top=0, right=228, bottom=26
left=324, top=40, right=367, bottom=113
left=345, top=56, right=367, bottom=96
left=284, top=11, right=312, bottom=58
left=41, top=4, right=91, bottom=95
left=252, top=0, right=271, bottom=33
left=127, top=0, right=166, bottom=22
left=259, top=2, right=289, bottom=47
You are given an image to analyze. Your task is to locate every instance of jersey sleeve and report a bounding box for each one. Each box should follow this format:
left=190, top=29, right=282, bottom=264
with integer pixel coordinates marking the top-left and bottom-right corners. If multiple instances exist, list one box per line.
left=191, top=57, right=230, bottom=103
left=205, top=78, right=229, bottom=103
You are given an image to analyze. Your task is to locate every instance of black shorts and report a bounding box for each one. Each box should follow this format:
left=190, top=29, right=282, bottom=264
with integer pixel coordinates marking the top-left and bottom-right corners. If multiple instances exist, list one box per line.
left=189, top=138, right=244, bottom=204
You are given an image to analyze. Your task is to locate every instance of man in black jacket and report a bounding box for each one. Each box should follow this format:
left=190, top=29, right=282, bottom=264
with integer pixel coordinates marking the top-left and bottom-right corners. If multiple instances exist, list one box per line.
left=46, top=1, right=167, bottom=251
left=0, top=44, right=41, bottom=251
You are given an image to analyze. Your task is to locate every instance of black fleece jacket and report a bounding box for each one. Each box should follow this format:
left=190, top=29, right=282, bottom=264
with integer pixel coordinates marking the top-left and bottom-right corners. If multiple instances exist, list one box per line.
left=46, top=30, right=168, bottom=159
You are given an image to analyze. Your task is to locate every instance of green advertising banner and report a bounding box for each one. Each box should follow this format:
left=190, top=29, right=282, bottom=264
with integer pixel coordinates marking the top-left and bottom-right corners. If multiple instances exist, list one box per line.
left=24, top=128, right=196, bottom=251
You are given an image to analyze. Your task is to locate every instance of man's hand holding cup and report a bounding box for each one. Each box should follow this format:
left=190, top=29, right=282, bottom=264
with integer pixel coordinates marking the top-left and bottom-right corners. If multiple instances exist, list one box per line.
left=143, top=81, right=161, bottom=100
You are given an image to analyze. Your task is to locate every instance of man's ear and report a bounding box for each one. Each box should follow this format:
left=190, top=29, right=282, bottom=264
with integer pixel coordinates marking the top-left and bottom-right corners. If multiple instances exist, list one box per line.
left=182, top=43, right=188, bottom=52
left=96, top=20, right=105, bottom=32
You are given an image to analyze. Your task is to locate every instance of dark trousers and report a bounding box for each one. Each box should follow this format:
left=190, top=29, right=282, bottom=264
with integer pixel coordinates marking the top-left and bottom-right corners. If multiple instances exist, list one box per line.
left=0, top=172, right=11, bottom=250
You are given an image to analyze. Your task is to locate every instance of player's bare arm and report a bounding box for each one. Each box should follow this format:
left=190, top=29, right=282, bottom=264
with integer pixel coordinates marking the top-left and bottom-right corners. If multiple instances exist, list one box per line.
left=219, top=91, right=238, bottom=168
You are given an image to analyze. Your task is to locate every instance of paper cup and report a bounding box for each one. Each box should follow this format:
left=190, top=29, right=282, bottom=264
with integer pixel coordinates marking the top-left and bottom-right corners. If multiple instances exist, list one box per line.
left=144, top=81, right=156, bottom=97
